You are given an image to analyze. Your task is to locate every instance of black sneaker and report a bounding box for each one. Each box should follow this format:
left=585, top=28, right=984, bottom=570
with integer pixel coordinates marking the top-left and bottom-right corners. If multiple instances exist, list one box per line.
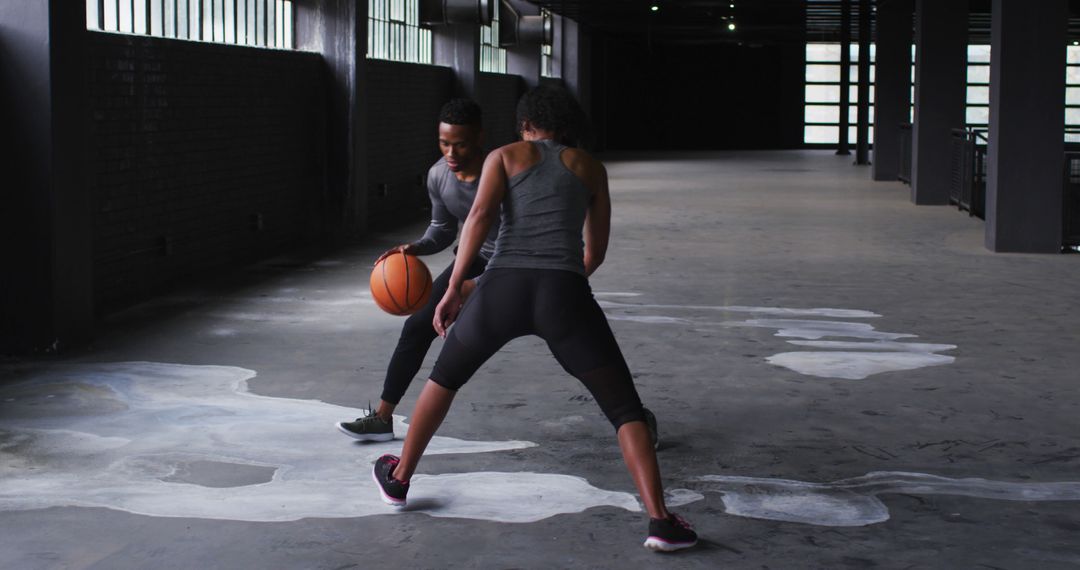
left=644, top=513, right=697, bottom=552
left=643, top=407, right=659, bottom=449
left=337, top=409, right=394, bottom=442
left=372, top=454, right=409, bottom=508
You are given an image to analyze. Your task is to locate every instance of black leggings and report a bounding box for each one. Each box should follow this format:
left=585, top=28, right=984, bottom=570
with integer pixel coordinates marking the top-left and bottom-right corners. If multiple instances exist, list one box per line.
left=380, top=255, right=488, bottom=405
left=430, top=268, right=646, bottom=430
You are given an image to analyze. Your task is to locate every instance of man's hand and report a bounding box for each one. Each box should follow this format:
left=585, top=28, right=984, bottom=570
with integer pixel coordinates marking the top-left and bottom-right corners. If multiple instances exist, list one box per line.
left=375, top=243, right=416, bottom=264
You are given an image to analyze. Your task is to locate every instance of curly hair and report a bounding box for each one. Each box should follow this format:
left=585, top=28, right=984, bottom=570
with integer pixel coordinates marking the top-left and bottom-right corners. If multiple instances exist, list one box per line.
left=515, top=85, right=590, bottom=147
left=438, top=98, right=482, bottom=127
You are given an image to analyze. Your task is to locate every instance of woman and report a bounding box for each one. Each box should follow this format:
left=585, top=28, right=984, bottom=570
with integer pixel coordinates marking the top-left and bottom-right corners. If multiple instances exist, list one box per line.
left=371, top=86, right=697, bottom=552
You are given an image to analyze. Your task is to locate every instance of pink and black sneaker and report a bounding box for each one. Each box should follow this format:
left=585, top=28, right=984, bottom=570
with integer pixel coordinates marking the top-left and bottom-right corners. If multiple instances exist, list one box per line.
left=372, top=454, right=409, bottom=508
left=644, top=513, right=697, bottom=552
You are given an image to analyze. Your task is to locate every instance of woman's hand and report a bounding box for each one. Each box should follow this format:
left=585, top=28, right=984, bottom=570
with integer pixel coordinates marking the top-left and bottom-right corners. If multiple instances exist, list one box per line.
left=433, top=286, right=464, bottom=337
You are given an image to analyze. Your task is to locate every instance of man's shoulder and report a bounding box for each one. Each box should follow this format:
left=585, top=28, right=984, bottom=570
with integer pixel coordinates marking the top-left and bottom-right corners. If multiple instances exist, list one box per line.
left=428, top=157, right=450, bottom=178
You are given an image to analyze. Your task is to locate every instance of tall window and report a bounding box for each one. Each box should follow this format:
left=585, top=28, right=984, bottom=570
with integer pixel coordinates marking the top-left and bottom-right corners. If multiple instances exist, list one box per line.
left=803, top=43, right=875, bottom=144
left=368, top=0, right=432, bottom=64
left=86, top=0, right=294, bottom=49
left=480, top=0, right=507, bottom=73
left=1067, top=46, right=1080, bottom=142
left=540, top=8, right=556, bottom=78
left=966, top=46, right=990, bottom=130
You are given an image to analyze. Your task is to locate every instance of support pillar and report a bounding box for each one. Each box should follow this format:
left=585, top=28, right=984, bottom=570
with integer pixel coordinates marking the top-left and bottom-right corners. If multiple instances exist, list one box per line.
left=295, top=0, right=367, bottom=236
left=0, top=0, right=92, bottom=353
left=985, top=0, right=1067, bottom=252
left=837, top=0, right=852, bottom=156
left=873, top=0, right=914, bottom=181
left=911, top=0, right=967, bottom=204
left=434, top=24, right=480, bottom=98
left=505, top=0, right=541, bottom=89
left=855, top=0, right=872, bottom=165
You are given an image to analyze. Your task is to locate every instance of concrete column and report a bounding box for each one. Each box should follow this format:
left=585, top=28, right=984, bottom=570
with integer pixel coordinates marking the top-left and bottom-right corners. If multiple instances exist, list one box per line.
left=837, top=0, right=852, bottom=156
left=0, top=0, right=92, bottom=353
left=873, top=0, right=914, bottom=181
left=562, top=19, right=591, bottom=123
left=911, top=0, right=967, bottom=204
left=505, top=0, right=540, bottom=89
left=434, top=24, right=480, bottom=98
left=295, top=0, right=367, bottom=235
left=985, top=0, right=1067, bottom=252
left=854, top=0, right=872, bottom=165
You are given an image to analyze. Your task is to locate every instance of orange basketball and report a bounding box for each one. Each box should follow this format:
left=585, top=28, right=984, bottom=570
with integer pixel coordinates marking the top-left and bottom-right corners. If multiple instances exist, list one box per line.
left=370, top=253, right=433, bottom=316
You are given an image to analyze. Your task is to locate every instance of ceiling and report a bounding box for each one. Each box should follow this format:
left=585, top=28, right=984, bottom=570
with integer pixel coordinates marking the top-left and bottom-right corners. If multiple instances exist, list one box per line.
left=528, top=0, right=1080, bottom=46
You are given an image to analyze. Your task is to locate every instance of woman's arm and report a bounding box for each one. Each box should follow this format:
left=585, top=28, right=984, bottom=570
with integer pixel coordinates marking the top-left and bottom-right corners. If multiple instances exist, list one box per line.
left=433, top=149, right=509, bottom=336
left=583, top=162, right=611, bottom=277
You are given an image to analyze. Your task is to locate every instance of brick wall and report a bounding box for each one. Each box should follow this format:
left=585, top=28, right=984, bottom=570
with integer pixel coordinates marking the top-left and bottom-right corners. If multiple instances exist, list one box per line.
left=86, top=32, right=325, bottom=312
left=364, top=60, right=453, bottom=229
left=478, top=72, right=525, bottom=148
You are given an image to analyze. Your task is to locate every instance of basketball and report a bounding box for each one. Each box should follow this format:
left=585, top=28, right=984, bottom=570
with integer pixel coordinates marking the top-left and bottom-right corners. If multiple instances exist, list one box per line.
left=370, top=252, right=433, bottom=316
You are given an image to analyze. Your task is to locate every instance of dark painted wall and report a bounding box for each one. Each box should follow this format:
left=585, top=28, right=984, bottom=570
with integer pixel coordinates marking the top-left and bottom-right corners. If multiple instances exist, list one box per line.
left=86, top=33, right=325, bottom=312
left=593, top=38, right=806, bottom=150
left=365, top=60, right=453, bottom=228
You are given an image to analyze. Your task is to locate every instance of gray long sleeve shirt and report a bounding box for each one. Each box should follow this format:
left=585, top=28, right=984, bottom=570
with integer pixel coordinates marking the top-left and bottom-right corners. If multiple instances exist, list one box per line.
left=409, top=157, right=499, bottom=259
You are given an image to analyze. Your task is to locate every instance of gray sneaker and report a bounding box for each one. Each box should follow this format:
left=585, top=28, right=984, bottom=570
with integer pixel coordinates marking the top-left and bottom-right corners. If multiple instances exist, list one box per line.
left=337, top=410, right=394, bottom=442
left=644, top=407, right=659, bottom=449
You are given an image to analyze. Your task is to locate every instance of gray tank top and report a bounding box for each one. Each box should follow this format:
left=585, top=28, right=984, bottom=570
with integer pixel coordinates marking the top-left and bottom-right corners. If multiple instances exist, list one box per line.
left=486, top=140, right=590, bottom=275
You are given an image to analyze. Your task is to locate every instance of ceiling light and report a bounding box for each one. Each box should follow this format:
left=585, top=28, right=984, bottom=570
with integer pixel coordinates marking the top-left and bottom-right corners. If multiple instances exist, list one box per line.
left=651, top=5, right=659, bottom=11
left=728, top=22, right=736, bottom=31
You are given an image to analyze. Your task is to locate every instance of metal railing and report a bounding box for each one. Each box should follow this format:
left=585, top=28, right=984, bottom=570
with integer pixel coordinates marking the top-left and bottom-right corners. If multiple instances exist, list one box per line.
left=949, top=127, right=987, bottom=219
left=898, top=122, right=912, bottom=184
left=1064, top=152, right=1080, bottom=247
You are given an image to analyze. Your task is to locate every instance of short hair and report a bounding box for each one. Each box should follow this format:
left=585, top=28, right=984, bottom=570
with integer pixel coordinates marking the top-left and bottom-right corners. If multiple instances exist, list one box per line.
left=515, top=85, right=590, bottom=147
left=438, top=98, right=482, bottom=127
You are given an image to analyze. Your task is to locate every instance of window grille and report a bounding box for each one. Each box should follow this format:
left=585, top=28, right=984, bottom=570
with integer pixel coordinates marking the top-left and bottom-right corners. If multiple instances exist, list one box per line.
left=480, top=0, right=507, bottom=73
left=803, top=43, right=876, bottom=144
left=368, top=0, right=433, bottom=64
left=86, top=0, right=294, bottom=49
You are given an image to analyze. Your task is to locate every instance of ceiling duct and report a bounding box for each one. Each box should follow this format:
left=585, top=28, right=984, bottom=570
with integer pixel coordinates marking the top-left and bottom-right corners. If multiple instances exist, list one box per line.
left=498, top=0, right=553, bottom=47
left=420, top=0, right=494, bottom=26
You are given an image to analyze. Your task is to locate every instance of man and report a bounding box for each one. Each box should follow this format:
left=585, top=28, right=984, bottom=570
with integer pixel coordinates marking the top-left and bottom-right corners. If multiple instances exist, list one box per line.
left=337, top=98, right=496, bottom=442
left=338, top=98, right=658, bottom=447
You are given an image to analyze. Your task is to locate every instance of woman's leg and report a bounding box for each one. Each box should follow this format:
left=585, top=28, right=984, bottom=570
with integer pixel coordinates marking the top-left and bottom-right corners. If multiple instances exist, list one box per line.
left=617, top=420, right=669, bottom=520
left=536, top=272, right=672, bottom=519
left=390, top=269, right=527, bottom=482
left=392, top=379, right=457, bottom=481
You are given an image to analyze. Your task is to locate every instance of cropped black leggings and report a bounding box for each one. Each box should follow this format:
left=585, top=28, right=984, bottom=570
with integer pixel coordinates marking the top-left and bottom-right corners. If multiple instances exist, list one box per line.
left=430, top=268, right=646, bottom=430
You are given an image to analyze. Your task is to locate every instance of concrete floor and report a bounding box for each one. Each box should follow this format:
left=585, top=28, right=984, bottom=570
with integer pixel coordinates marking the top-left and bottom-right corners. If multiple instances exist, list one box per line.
left=3, top=150, right=1080, bottom=569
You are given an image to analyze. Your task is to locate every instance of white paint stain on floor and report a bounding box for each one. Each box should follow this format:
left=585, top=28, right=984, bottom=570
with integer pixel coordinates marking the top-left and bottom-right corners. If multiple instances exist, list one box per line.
left=594, top=296, right=956, bottom=380
left=691, top=471, right=1080, bottom=527
left=0, top=362, right=670, bottom=523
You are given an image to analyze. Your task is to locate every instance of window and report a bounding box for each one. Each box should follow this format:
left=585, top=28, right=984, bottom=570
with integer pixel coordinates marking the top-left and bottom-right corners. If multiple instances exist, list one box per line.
left=803, top=43, right=875, bottom=145
left=966, top=45, right=990, bottom=130
left=368, top=0, right=433, bottom=64
left=1067, top=46, right=1080, bottom=142
left=540, top=8, right=556, bottom=78
left=86, top=0, right=294, bottom=49
left=480, top=0, right=507, bottom=73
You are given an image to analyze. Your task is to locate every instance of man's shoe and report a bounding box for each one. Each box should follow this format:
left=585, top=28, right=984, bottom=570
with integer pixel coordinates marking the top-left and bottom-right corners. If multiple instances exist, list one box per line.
left=372, top=454, right=409, bottom=508
left=643, top=407, right=659, bottom=449
left=644, top=513, right=697, bottom=552
left=337, top=409, right=394, bottom=442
